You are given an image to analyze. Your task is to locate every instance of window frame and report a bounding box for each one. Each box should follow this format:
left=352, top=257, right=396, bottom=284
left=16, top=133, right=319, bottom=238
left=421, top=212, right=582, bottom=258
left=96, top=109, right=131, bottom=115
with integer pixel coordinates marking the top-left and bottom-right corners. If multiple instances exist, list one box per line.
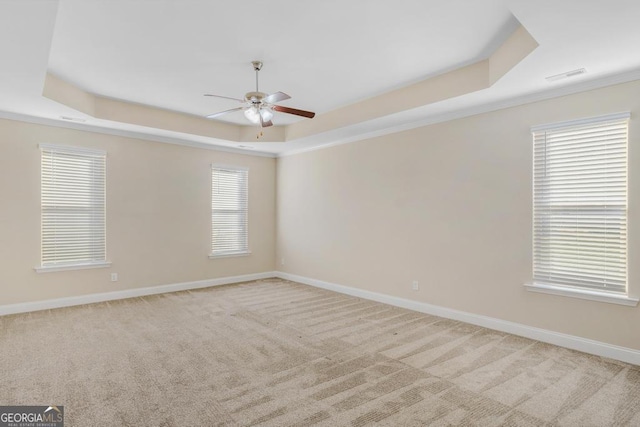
left=209, top=164, right=250, bottom=259
left=35, top=143, right=110, bottom=273
left=525, top=112, right=637, bottom=306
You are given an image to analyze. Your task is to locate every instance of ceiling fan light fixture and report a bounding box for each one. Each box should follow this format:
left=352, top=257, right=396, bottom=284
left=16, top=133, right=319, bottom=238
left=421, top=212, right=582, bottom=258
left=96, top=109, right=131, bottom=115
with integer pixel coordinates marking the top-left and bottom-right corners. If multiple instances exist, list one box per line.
left=243, top=106, right=260, bottom=124
left=260, top=107, right=273, bottom=122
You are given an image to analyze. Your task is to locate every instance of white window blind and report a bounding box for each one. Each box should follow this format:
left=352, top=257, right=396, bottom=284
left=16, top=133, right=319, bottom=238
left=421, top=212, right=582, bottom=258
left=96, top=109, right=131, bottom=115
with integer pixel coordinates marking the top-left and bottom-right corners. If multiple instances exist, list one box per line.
left=40, top=144, right=107, bottom=268
left=211, top=165, right=249, bottom=256
left=532, top=113, right=629, bottom=294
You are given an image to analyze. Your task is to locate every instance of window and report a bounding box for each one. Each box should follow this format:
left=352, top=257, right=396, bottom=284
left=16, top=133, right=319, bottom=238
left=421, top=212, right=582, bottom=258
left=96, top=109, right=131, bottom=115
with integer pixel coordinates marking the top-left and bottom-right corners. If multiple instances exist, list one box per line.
left=37, top=144, right=108, bottom=272
left=210, top=165, right=249, bottom=257
left=531, top=112, right=629, bottom=297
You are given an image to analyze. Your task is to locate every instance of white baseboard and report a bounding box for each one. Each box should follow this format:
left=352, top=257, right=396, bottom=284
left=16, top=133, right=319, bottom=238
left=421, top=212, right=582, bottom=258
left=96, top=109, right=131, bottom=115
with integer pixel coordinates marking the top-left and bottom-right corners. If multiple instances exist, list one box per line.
left=4, top=270, right=638, bottom=366
left=0, top=271, right=277, bottom=316
left=276, top=271, right=640, bottom=366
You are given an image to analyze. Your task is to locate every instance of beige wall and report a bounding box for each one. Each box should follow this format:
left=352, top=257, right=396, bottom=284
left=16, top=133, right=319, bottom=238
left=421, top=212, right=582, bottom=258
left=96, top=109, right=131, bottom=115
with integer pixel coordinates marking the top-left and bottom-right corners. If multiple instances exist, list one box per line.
left=3, top=79, right=639, bottom=350
left=276, top=79, right=640, bottom=351
left=0, top=119, right=276, bottom=305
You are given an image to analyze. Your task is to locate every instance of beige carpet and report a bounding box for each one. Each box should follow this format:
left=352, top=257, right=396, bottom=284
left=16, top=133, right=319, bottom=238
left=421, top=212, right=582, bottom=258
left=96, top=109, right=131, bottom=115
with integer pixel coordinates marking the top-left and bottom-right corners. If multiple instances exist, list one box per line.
left=1, top=278, right=639, bottom=426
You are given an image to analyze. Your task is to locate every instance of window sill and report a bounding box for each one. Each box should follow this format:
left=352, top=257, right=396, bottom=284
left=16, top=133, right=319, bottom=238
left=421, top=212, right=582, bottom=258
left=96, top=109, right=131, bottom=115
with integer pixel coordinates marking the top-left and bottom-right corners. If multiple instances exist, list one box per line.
left=208, top=251, right=252, bottom=259
left=35, top=261, right=112, bottom=273
left=524, top=282, right=639, bottom=307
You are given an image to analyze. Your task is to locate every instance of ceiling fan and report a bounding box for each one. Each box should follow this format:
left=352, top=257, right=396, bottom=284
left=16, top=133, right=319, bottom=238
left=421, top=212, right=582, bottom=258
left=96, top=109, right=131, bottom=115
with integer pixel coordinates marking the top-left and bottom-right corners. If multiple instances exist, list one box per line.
left=204, top=61, right=315, bottom=128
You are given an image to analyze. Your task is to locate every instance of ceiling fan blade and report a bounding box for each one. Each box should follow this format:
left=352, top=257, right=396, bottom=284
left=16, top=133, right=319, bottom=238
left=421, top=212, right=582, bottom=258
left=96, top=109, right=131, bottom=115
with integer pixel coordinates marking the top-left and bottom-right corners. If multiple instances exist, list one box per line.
left=206, top=107, right=244, bottom=119
left=263, top=91, right=291, bottom=104
left=272, top=105, right=315, bottom=119
left=203, top=94, right=244, bottom=103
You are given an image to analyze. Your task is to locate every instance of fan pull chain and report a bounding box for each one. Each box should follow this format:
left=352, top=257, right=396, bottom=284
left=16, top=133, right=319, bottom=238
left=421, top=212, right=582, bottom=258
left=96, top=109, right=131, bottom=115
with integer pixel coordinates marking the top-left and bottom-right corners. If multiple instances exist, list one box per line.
left=256, top=123, right=263, bottom=139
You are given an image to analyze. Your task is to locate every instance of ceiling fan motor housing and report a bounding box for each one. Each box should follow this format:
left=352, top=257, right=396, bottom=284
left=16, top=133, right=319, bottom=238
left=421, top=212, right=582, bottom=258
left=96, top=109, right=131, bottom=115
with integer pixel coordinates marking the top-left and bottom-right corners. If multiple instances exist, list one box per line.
left=245, top=91, right=267, bottom=104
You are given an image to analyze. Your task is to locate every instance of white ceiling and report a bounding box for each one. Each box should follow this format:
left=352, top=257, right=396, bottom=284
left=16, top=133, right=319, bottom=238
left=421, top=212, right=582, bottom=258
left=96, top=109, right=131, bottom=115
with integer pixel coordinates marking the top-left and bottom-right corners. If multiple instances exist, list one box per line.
left=1, top=0, right=640, bottom=156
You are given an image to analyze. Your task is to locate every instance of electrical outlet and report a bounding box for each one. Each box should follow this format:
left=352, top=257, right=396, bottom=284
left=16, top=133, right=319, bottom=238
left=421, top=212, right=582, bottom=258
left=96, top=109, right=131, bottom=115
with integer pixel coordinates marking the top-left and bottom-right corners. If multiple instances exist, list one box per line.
left=111, top=273, right=118, bottom=282
left=281, top=258, right=285, bottom=266
left=411, top=280, right=419, bottom=291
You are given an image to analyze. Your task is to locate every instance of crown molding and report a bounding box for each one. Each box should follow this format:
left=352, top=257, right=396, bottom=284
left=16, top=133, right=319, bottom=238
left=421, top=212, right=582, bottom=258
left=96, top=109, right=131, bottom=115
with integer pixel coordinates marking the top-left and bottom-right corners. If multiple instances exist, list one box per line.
left=0, top=110, right=277, bottom=158
left=2, top=67, right=640, bottom=160
left=279, top=68, right=640, bottom=158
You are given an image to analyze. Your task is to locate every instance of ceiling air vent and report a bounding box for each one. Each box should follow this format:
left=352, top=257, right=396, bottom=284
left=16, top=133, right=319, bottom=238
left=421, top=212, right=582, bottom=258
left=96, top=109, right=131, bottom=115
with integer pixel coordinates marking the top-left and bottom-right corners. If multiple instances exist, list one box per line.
left=545, top=68, right=587, bottom=82
left=60, top=116, right=86, bottom=122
